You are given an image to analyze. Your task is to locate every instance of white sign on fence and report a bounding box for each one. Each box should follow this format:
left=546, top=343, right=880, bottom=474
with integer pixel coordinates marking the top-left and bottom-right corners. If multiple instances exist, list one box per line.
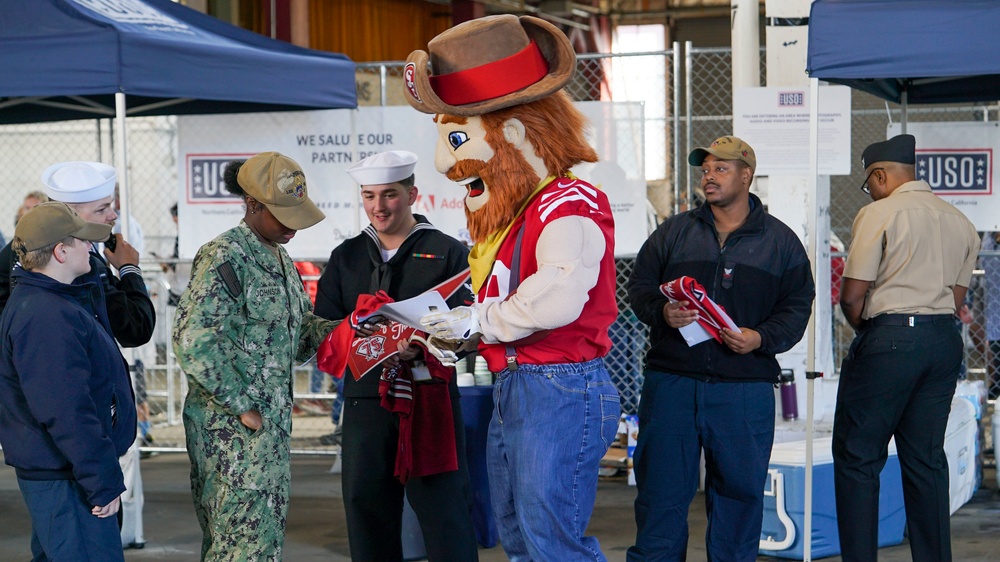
left=888, top=121, right=1000, bottom=231
left=176, top=102, right=649, bottom=259
left=733, top=86, right=852, bottom=176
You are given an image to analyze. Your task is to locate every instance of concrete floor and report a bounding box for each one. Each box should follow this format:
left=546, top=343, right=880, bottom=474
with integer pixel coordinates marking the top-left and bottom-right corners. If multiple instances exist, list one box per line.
left=2, top=452, right=998, bottom=561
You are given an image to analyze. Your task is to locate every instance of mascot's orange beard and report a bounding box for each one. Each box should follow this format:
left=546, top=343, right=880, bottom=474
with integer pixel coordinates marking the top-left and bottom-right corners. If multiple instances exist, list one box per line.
left=446, top=141, right=541, bottom=244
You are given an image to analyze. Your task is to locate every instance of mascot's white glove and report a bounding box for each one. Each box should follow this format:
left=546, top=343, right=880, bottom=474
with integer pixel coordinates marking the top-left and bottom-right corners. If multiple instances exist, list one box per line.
left=409, top=334, right=460, bottom=367
left=420, top=306, right=481, bottom=342
left=409, top=334, right=479, bottom=367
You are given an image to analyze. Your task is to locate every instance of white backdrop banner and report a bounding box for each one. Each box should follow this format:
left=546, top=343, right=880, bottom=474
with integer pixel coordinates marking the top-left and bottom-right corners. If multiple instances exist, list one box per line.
left=733, top=85, right=852, bottom=176
left=176, top=102, right=648, bottom=260
left=888, top=121, right=999, bottom=231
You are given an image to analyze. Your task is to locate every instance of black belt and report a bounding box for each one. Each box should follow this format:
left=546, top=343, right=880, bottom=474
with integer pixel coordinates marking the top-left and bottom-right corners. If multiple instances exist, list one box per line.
left=866, top=313, right=953, bottom=327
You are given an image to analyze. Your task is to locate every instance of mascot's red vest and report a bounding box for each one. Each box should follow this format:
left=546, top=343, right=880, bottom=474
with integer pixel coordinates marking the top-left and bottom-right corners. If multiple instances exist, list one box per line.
left=476, top=176, right=616, bottom=373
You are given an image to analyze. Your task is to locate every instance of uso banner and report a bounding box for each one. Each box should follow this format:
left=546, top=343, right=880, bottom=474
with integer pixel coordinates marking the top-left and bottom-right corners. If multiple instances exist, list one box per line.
left=176, top=103, right=648, bottom=260
left=888, top=122, right=1000, bottom=231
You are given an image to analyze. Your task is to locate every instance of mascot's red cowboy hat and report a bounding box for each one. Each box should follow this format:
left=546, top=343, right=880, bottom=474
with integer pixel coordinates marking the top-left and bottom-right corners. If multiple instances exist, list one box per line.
left=404, top=14, right=576, bottom=116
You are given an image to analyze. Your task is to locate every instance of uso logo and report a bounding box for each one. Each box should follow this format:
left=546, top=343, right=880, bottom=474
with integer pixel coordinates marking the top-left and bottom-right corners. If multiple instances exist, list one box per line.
left=916, top=149, right=992, bottom=194
left=186, top=154, right=248, bottom=202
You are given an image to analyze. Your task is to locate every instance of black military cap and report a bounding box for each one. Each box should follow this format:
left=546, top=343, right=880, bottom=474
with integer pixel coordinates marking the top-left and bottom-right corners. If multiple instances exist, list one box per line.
left=861, top=134, right=916, bottom=169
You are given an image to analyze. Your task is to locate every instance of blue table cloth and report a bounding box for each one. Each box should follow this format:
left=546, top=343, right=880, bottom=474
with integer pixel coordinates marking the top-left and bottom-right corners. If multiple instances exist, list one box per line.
left=458, top=385, right=499, bottom=548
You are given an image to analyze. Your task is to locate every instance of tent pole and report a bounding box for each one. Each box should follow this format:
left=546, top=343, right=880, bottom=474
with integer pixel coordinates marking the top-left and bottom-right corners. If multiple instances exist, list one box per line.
left=685, top=41, right=693, bottom=207
left=804, top=76, right=820, bottom=562
left=95, top=119, right=102, bottom=161
left=672, top=40, right=681, bottom=216
left=115, top=92, right=132, bottom=245
left=901, top=90, right=908, bottom=134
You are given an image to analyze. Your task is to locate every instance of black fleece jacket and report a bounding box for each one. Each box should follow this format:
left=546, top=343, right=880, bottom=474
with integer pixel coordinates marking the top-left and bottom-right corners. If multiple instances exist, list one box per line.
left=628, top=194, right=815, bottom=383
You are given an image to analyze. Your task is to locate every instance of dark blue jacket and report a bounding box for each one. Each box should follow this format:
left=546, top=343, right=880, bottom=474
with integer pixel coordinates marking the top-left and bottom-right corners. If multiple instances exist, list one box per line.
left=0, top=242, right=155, bottom=348
left=0, top=268, right=135, bottom=507
left=628, top=194, right=815, bottom=383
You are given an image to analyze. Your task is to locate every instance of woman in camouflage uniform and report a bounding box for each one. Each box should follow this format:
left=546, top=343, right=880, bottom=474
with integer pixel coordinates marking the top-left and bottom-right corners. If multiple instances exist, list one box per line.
left=173, top=152, right=337, bottom=561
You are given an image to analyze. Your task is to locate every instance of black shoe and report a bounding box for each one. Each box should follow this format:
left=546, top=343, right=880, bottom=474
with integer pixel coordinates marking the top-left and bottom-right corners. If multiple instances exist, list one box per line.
left=139, top=433, right=157, bottom=459
left=124, top=542, right=145, bottom=550
left=318, top=433, right=340, bottom=446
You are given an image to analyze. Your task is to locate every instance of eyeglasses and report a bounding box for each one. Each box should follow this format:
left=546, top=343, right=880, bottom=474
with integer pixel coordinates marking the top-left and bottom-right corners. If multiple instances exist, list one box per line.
left=859, top=167, right=883, bottom=194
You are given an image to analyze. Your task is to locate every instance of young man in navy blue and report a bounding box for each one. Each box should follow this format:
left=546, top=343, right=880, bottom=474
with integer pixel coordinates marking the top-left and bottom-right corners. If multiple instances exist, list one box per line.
left=0, top=202, right=136, bottom=561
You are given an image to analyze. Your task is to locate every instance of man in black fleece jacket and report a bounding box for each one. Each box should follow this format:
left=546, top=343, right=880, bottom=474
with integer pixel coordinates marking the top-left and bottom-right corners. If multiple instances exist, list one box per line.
left=626, top=136, right=814, bottom=562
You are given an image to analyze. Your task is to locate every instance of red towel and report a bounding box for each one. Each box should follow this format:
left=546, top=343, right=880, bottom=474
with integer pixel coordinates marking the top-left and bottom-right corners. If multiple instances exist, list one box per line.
left=659, top=276, right=733, bottom=344
left=317, top=291, right=394, bottom=380
left=379, top=343, right=458, bottom=484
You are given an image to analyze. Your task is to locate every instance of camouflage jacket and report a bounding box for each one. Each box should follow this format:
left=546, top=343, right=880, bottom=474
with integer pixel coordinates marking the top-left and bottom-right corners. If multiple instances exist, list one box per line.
left=173, top=221, right=336, bottom=438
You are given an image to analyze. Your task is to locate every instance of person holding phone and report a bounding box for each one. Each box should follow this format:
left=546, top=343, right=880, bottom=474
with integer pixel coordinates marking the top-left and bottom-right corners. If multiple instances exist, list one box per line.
left=0, top=161, right=154, bottom=348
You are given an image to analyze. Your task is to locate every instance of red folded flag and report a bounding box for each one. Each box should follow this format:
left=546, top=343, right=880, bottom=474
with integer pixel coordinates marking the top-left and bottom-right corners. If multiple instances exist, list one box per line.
left=317, top=269, right=471, bottom=380
left=660, top=276, right=733, bottom=344
left=317, top=291, right=395, bottom=380
left=347, top=322, right=417, bottom=381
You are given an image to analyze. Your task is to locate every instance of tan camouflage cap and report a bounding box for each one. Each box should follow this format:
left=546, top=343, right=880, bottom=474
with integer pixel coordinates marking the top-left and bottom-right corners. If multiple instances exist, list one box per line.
left=237, top=152, right=325, bottom=231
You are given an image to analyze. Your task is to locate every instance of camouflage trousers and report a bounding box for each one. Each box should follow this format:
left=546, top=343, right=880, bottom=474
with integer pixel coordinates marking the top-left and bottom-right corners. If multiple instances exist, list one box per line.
left=190, top=461, right=289, bottom=561
left=184, top=405, right=291, bottom=562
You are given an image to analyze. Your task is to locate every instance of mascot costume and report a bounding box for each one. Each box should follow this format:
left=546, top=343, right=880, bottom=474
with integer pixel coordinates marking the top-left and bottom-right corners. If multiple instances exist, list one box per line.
left=406, top=14, right=620, bottom=561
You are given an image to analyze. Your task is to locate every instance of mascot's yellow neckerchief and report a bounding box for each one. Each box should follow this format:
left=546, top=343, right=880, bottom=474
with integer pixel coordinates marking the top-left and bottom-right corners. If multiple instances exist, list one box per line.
left=469, top=174, right=561, bottom=293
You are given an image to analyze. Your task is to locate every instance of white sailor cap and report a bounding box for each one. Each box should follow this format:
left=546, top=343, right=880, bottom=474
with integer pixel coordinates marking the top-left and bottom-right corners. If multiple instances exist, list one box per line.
left=40, top=161, right=117, bottom=204
left=346, top=150, right=418, bottom=186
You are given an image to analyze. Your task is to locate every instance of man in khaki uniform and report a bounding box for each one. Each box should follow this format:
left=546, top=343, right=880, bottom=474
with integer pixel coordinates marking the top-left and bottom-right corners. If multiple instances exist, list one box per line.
left=834, top=134, right=979, bottom=562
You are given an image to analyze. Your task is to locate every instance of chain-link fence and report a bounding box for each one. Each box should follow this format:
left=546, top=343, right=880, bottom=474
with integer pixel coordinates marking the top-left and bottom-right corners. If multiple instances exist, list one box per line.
left=683, top=45, right=999, bottom=461
left=2, top=46, right=997, bottom=454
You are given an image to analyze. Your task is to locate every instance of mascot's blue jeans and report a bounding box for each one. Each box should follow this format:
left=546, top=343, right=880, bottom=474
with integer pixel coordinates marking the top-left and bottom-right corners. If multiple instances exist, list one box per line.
left=626, top=371, right=775, bottom=562
left=487, top=357, right=620, bottom=562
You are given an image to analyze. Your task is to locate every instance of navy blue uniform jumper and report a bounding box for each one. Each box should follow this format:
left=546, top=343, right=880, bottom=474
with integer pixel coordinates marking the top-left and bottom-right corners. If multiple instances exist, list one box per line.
left=314, top=215, right=479, bottom=561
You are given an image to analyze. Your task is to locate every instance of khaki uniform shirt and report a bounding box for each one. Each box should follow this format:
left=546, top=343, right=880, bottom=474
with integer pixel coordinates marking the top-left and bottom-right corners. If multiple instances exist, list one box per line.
left=844, top=180, right=979, bottom=319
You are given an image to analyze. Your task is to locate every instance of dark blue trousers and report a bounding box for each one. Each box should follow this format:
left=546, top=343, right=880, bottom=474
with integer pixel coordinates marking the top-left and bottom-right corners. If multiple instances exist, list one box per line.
left=833, top=320, right=961, bottom=562
left=627, top=372, right=775, bottom=562
left=17, top=477, right=124, bottom=562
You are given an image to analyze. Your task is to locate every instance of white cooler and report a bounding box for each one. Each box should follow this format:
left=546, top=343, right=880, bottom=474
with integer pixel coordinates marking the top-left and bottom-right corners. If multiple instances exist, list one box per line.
left=945, top=394, right=978, bottom=514
left=995, top=412, right=1000, bottom=491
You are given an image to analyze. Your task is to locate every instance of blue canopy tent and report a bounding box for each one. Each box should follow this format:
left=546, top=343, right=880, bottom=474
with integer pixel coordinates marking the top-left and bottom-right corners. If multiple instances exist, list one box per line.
left=807, top=0, right=1000, bottom=106
left=787, top=2, right=1000, bottom=559
left=0, top=0, right=357, bottom=234
left=0, top=0, right=357, bottom=123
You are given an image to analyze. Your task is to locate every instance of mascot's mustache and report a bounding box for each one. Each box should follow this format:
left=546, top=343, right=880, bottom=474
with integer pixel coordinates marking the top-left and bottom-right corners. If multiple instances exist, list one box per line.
left=446, top=159, right=489, bottom=197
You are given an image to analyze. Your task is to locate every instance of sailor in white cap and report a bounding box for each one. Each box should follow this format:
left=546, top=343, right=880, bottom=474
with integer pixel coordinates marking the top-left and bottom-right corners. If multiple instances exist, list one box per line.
left=0, top=161, right=154, bottom=347
left=313, top=151, right=480, bottom=561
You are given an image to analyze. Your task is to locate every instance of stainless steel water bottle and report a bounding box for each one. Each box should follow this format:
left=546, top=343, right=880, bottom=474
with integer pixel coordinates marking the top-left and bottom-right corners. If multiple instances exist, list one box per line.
left=779, top=369, right=798, bottom=421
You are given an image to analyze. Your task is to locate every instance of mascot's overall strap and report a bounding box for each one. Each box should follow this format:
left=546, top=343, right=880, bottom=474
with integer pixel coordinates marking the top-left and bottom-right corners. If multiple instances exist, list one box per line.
left=504, top=223, right=527, bottom=371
